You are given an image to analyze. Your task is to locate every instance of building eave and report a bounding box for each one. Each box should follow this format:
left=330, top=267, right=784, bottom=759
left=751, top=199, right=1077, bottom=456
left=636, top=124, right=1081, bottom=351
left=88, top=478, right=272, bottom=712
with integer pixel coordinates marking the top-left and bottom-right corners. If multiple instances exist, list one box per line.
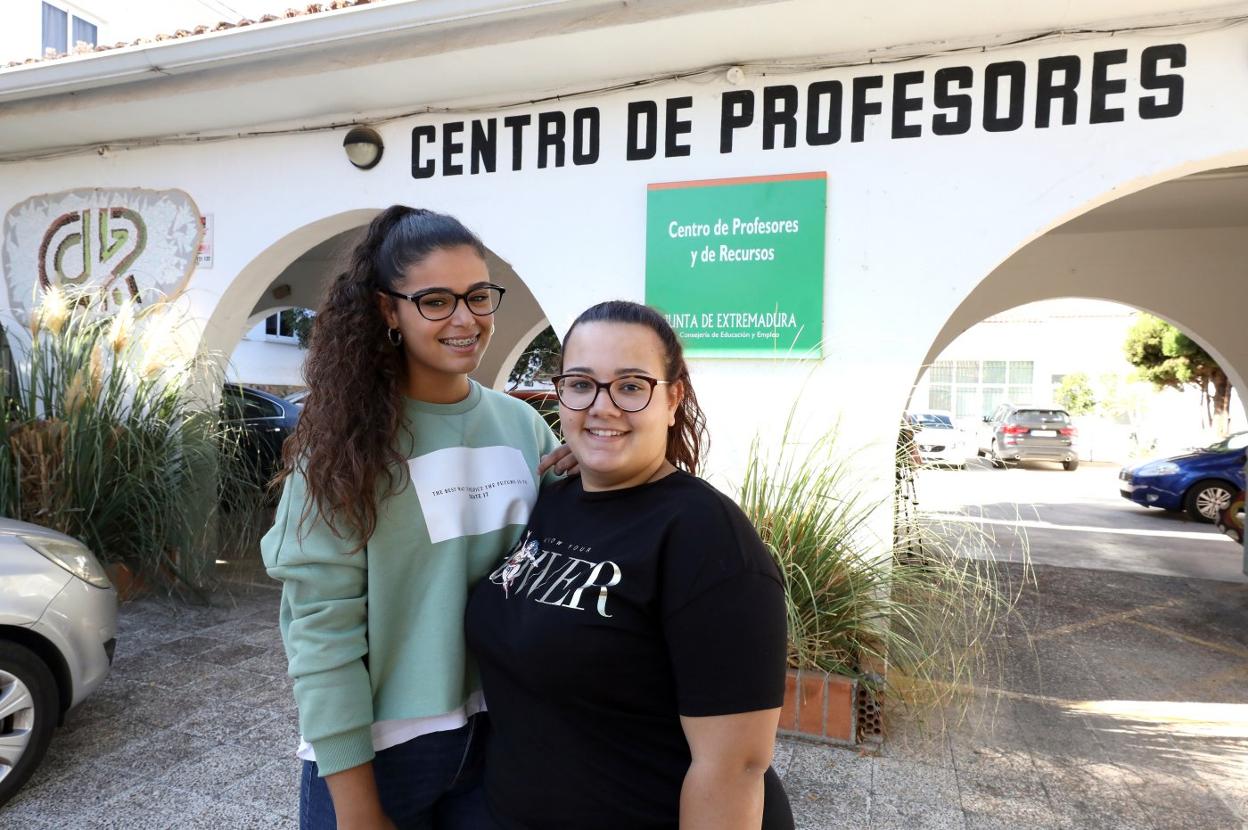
left=0, top=0, right=733, bottom=104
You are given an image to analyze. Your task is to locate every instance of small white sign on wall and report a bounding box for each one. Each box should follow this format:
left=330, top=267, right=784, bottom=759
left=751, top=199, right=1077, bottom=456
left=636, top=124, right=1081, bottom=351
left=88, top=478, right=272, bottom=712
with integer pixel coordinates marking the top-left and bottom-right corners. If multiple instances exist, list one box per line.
left=197, top=214, right=214, bottom=269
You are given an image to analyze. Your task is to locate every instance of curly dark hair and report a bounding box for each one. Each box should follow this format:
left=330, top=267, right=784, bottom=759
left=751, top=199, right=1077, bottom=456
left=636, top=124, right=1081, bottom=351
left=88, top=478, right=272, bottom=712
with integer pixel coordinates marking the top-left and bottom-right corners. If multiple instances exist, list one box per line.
left=278, top=206, right=486, bottom=547
left=562, top=300, right=708, bottom=473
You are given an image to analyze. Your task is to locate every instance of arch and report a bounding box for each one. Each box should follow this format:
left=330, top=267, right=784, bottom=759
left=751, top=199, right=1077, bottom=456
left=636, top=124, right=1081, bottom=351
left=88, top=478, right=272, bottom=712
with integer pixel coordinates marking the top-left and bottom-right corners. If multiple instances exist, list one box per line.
left=959, top=149, right=1248, bottom=301
left=199, top=209, right=552, bottom=394
left=913, top=154, right=1248, bottom=421
left=243, top=306, right=308, bottom=331
left=199, top=209, right=380, bottom=364
left=492, top=316, right=555, bottom=390
left=473, top=250, right=548, bottom=391
left=924, top=294, right=1244, bottom=409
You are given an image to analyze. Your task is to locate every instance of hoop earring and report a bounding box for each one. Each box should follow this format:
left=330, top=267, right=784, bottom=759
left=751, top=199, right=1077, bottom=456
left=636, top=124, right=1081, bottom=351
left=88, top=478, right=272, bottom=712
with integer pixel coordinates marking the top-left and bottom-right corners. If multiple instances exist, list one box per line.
left=387, top=327, right=403, bottom=346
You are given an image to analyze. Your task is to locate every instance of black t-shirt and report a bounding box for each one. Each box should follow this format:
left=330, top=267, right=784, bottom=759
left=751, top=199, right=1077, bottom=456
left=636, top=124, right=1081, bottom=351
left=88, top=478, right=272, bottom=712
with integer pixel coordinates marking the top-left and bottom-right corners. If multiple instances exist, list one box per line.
left=465, top=471, right=791, bottom=830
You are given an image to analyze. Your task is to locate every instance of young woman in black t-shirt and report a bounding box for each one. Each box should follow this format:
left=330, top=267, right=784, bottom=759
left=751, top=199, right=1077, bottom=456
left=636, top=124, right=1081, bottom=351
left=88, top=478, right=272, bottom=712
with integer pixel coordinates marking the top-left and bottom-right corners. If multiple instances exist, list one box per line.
left=466, top=301, right=794, bottom=830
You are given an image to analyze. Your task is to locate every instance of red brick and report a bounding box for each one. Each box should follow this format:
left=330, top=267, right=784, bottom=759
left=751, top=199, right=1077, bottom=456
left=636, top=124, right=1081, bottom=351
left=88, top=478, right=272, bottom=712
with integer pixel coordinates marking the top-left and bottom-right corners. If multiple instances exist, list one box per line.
left=796, top=670, right=826, bottom=736
left=824, top=674, right=856, bottom=742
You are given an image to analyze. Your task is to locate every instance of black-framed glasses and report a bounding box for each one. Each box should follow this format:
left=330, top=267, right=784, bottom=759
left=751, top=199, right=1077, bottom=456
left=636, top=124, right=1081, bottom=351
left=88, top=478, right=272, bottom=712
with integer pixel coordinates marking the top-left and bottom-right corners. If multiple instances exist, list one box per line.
left=552, top=373, right=672, bottom=413
left=379, top=284, right=506, bottom=321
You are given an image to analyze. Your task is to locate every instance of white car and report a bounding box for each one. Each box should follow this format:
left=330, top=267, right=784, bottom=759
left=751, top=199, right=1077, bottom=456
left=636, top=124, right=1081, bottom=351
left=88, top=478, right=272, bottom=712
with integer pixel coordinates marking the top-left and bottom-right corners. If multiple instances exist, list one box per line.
left=906, top=410, right=968, bottom=469
left=0, top=519, right=117, bottom=806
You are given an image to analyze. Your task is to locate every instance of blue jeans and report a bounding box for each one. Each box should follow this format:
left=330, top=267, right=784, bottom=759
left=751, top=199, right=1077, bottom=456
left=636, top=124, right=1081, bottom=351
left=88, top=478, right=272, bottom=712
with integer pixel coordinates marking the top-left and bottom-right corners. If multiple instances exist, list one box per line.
left=300, top=713, right=501, bottom=830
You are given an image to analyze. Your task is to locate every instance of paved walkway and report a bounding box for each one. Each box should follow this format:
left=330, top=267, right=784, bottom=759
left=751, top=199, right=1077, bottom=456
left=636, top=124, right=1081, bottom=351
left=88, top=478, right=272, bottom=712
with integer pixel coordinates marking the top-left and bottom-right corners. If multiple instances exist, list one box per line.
left=2, top=562, right=1244, bottom=828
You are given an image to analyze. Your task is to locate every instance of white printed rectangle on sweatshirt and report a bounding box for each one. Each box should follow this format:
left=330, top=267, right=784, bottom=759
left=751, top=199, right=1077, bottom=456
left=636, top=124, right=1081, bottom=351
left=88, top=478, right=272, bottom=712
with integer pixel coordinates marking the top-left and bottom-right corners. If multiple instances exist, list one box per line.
left=409, top=445, right=538, bottom=544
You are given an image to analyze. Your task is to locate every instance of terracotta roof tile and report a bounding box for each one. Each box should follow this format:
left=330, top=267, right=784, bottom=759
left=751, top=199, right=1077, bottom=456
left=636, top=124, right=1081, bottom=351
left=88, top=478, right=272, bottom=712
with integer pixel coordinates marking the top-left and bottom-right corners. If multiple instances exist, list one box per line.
left=4, top=1, right=375, bottom=69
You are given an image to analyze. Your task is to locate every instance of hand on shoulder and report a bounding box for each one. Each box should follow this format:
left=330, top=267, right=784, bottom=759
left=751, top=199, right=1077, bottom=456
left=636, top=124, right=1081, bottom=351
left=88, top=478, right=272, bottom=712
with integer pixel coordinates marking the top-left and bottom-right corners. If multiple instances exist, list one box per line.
left=538, top=443, right=579, bottom=477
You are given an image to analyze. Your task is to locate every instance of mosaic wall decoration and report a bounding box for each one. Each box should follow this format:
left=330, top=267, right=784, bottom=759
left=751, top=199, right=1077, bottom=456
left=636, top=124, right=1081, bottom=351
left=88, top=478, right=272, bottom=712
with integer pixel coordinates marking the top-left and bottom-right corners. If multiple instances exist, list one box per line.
left=2, top=188, right=203, bottom=314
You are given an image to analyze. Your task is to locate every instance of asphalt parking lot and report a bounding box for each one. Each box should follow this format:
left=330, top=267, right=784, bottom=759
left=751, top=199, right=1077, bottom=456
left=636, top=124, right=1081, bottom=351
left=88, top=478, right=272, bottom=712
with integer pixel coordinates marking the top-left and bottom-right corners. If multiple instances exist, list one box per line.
left=917, top=460, right=1246, bottom=584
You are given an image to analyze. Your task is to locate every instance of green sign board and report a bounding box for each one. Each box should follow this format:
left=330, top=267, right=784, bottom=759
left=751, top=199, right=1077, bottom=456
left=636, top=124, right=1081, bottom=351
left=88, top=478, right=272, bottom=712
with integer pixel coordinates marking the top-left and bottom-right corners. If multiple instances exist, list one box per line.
left=645, top=171, right=826, bottom=358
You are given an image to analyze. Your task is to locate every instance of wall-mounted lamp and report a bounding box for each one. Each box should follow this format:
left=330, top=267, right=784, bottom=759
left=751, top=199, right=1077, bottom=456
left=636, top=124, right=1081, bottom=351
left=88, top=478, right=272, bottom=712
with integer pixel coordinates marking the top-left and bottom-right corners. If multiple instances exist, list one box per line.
left=343, top=126, right=384, bottom=170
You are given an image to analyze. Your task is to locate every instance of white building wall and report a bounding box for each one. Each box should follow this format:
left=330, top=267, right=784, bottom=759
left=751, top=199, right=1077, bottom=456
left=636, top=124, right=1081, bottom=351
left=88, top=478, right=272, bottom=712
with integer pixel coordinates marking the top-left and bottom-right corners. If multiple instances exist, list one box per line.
left=1, top=1, right=110, bottom=65
left=222, top=316, right=306, bottom=388
left=912, top=299, right=1235, bottom=463
left=0, top=1, right=280, bottom=65
left=227, top=338, right=306, bottom=388
left=3, top=11, right=1248, bottom=527
left=917, top=302, right=1135, bottom=408
left=81, top=1, right=274, bottom=42
left=1, top=3, right=46, bottom=64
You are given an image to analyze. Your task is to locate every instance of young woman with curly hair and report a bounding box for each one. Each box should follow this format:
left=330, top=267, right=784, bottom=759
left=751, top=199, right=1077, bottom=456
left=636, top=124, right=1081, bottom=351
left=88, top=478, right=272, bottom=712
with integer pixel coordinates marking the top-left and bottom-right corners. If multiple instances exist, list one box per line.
left=467, top=301, right=794, bottom=830
left=262, top=206, right=567, bottom=830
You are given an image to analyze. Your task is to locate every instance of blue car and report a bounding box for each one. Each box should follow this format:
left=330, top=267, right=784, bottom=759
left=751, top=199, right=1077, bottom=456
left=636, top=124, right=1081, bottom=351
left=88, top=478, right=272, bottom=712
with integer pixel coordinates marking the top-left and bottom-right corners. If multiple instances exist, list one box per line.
left=1119, top=432, right=1247, bottom=522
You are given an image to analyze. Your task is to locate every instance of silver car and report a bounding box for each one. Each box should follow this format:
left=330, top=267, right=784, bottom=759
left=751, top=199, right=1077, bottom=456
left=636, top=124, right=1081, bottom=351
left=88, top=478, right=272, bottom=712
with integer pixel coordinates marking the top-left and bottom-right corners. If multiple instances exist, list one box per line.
left=0, top=519, right=117, bottom=806
left=978, top=404, right=1079, bottom=470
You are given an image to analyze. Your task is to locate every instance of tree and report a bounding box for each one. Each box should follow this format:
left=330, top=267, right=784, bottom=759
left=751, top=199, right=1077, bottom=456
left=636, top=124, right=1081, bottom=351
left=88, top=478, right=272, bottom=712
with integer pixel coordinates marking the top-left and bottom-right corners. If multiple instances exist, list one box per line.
left=507, top=325, right=561, bottom=389
left=1056, top=372, right=1095, bottom=415
left=287, top=308, right=315, bottom=349
left=1096, top=372, right=1137, bottom=425
left=1124, top=314, right=1232, bottom=436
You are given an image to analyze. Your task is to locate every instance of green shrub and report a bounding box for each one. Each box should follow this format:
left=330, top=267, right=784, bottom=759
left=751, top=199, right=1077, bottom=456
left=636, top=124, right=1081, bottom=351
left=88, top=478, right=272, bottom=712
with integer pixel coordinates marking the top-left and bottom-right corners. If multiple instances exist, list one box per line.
left=738, top=416, right=1018, bottom=715
left=0, top=288, right=264, bottom=596
left=1057, top=372, right=1096, bottom=416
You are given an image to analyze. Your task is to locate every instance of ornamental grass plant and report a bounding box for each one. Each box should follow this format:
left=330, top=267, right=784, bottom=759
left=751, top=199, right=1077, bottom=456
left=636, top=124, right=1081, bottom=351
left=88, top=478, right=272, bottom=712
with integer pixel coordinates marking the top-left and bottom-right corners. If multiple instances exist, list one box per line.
left=0, top=287, right=264, bottom=596
left=738, top=412, right=1024, bottom=721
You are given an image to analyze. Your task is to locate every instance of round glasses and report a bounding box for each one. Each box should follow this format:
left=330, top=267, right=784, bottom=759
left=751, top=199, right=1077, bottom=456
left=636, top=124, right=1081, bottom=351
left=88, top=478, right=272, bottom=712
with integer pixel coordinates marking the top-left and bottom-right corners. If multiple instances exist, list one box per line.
left=379, top=284, right=506, bottom=321
left=552, top=374, right=671, bottom=412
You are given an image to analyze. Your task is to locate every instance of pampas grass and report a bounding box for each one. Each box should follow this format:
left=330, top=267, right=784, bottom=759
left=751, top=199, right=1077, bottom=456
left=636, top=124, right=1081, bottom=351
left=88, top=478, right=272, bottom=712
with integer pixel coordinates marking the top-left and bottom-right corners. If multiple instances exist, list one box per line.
left=0, top=288, right=264, bottom=596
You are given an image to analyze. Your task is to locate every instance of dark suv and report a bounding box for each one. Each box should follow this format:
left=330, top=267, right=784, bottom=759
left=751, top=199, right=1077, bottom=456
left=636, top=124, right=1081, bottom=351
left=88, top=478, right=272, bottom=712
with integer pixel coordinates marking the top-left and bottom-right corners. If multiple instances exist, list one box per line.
left=978, top=404, right=1079, bottom=470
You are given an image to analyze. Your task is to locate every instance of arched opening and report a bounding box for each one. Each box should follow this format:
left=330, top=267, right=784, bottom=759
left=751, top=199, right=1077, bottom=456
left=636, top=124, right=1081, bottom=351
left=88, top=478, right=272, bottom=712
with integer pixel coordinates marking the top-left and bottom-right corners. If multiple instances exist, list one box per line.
left=495, top=317, right=557, bottom=391
left=919, top=165, right=1248, bottom=408
left=908, top=161, right=1248, bottom=574
left=901, top=165, right=1248, bottom=808
left=915, top=295, right=1243, bottom=564
left=202, top=212, right=552, bottom=398
left=198, top=212, right=555, bottom=576
left=917, top=300, right=1243, bottom=457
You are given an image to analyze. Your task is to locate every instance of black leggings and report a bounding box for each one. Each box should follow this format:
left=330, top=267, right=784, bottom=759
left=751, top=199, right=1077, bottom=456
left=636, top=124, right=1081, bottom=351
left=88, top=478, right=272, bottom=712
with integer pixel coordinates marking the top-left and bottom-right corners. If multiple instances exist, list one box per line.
left=763, top=765, right=795, bottom=830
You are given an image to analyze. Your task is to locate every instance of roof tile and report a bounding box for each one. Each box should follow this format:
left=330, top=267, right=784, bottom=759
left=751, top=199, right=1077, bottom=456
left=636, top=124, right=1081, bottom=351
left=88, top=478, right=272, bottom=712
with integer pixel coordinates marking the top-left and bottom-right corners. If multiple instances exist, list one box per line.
left=4, top=0, right=376, bottom=69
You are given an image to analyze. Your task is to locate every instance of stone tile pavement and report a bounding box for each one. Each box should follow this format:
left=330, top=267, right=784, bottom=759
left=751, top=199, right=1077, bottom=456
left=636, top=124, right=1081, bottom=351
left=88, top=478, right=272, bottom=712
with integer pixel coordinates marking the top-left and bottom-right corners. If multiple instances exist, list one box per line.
left=2, top=562, right=1245, bottom=828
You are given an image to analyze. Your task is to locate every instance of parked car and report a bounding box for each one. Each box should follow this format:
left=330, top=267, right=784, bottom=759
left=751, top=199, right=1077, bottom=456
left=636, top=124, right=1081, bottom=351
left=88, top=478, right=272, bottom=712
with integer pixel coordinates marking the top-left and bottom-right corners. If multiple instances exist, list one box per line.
left=221, top=383, right=301, bottom=490
left=978, top=404, right=1078, bottom=470
left=284, top=389, right=309, bottom=409
left=0, top=519, right=117, bottom=807
left=905, top=410, right=967, bottom=469
left=1119, top=431, right=1248, bottom=522
left=508, top=388, right=561, bottom=436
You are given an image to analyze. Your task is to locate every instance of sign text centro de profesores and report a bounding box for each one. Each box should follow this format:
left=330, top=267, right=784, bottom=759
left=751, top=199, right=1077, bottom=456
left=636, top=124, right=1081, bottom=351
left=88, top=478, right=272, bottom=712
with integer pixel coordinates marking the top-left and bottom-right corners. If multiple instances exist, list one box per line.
left=645, top=172, right=826, bottom=358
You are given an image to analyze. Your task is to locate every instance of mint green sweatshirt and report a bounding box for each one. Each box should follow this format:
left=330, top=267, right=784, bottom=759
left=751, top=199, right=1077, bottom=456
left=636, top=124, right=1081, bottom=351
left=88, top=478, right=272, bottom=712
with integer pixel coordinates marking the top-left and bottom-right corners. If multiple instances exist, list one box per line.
left=261, top=383, right=560, bottom=776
